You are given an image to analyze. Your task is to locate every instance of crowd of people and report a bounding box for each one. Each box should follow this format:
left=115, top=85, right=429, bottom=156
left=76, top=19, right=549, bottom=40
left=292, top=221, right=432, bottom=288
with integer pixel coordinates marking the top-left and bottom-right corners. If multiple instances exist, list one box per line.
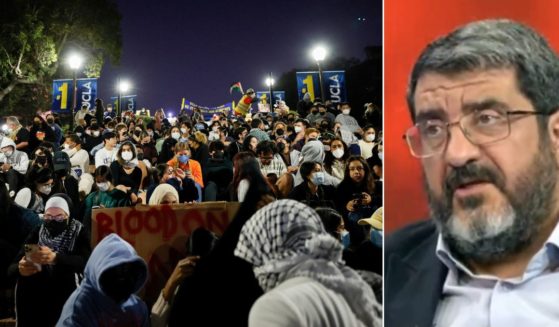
left=0, top=97, right=383, bottom=326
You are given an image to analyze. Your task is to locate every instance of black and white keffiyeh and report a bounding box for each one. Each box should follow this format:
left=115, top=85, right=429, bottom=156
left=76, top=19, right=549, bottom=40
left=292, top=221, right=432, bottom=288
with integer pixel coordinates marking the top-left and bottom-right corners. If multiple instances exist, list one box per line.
left=38, top=219, right=83, bottom=254
left=234, top=199, right=381, bottom=327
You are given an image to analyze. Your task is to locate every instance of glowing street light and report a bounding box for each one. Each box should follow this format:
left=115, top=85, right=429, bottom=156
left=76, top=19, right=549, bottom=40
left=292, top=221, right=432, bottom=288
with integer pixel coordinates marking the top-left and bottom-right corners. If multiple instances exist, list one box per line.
left=117, top=79, right=131, bottom=116
left=265, top=73, right=275, bottom=113
left=311, top=45, right=327, bottom=101
left=67, top=53, right=83, bottom=130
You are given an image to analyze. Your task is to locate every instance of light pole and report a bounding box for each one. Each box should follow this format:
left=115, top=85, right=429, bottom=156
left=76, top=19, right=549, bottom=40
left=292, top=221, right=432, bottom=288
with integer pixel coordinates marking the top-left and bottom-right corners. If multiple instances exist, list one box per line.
left=265, top=74, right=275, bottom=113
left=117, top=79, right=131, bottom=118
left=67, top=53, right=83, bottom=130
left=311, top=46, right=327, bottom=102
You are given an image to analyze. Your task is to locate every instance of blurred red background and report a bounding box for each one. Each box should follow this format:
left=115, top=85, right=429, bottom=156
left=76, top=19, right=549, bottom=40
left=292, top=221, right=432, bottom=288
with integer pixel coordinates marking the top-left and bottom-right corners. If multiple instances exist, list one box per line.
left=385, top=0, right=559, bottom=233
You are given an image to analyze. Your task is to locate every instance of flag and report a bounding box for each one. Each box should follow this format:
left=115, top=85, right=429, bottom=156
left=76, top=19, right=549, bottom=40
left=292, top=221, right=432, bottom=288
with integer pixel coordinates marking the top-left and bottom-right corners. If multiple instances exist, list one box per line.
left=229, top=82, right=243, bottom=94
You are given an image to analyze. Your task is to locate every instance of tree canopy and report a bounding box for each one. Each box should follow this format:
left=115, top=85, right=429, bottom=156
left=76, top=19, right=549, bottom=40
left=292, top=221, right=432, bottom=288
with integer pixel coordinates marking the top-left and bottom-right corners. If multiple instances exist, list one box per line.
left=0, top=0, right=122, bottom=116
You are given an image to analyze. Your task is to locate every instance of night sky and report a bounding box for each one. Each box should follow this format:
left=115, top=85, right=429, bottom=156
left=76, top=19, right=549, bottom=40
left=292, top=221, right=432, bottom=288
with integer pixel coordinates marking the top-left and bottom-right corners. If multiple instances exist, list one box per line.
left=97, top=0, right=382, bottom=114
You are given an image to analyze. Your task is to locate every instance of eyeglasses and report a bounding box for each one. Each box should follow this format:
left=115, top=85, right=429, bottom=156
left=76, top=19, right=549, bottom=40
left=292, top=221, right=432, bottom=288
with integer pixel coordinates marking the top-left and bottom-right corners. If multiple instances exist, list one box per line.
left=403, top=108, right=549, bottom=158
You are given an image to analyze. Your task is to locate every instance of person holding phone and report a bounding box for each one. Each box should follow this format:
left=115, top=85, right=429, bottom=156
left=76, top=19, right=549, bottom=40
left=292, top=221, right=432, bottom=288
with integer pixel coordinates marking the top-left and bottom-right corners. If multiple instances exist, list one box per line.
left=167, top=142, right=203, bottom=202
left=10, top=194, right=91, bottom=326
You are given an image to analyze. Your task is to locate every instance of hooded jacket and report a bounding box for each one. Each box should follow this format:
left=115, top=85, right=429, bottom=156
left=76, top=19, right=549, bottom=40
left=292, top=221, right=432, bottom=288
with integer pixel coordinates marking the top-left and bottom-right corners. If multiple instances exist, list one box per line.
left=293, top=140, right=341, bottom=187
left=57, top=233, right=149, bottom=327
left=0, top=137, right=29, bottom=174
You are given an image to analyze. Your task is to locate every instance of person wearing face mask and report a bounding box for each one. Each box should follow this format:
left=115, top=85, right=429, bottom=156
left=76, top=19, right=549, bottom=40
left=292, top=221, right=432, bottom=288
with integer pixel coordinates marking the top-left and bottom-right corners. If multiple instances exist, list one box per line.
left=208, top=122, right=221, bottom=142
left=57, top=233, right=149, bottom=327
left=187, top=131, right=210, bottom=168
left=290, top=118, right=310, bottom=151
left=63, top=134, right=90, bottom=179
left=0, top=137, right=29, bottom=194
left=83, top=166, right=131, bottom=232
left=305, top=103, right=322, bottom=125
left=15, top=167, right=54, bottom=214
left=316, top=103, right=336, bottom=124
left=358, top=125, right=378, bottom=159
left=139, top=131, right=159, bottom=165
left=9, top=194, right=91, bottom=327
left=335, top=103, right=363, bottom=136
left=110, top=141, right=142, bottom=204
left=46, top=113, right=63, bottom=146
left=30, top=146, right=54, bottom=171
left=288, top=161, right=336, bottom=208
left=324, top=137, right=350, bottom=181
left=167, top=142, right=203, bottom=201
left=84, top=124, right=104, bottom=153
left=6, top=116, right=30, bottom=153
left=29, top=115, right=56, bottom=154
left=51, top=151, right=80, bottom=218
left=74, top=104, right=93, bottom=127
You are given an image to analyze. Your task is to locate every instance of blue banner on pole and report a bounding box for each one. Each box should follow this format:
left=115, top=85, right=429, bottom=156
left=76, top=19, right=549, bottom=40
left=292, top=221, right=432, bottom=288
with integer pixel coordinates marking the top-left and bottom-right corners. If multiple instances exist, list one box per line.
left=110, top=95, right=138, bottom=113
left=180, top=99, right=234, bottom=120
left=52, top=78, right=98, bottom=113
left=256, top=91, right=286, bottom=104
left=296, top=71, right=346, bottom=103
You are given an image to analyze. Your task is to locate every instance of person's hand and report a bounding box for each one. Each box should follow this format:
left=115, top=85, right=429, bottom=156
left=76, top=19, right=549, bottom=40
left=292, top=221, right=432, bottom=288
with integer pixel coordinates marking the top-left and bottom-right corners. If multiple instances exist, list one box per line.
left=287, top=166, right=298, bottom=174
left=18, top=256, right=39, bottom=276
left=175, top=168, right=186, bottom=180
left=36, top=246, right=56, bottom=265
left=2, top=163, right=11, bottom=172
left=115, top=184, right=130, bottom=193
left=362, top=192, right=372, bottom=206
left=162, top=256, right=200, bottom=301
left=346, top=200, right=357, bottom=212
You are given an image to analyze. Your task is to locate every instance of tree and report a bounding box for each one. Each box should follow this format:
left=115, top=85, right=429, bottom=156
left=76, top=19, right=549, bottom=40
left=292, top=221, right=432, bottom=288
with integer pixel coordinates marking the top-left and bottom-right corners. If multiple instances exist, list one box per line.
left=0, top=0, right=122, bottom=116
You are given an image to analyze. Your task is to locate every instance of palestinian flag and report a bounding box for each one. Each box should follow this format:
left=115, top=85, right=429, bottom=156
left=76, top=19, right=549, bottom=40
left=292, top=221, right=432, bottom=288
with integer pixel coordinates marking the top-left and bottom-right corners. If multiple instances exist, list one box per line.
left=229, top=82, right=243, bottom=94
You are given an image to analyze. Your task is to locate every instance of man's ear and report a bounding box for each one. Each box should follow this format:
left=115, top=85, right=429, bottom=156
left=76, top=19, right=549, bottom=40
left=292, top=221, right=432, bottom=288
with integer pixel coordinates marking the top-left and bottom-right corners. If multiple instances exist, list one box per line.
left=547, top=110, right=559, bottom=151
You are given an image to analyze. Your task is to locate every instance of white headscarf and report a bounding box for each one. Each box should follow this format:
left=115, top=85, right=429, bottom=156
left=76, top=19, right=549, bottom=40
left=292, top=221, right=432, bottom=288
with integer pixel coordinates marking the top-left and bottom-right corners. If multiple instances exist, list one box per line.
left=149, top=183, right=180, bottom=205
left=234, top=199, right=381, bottom=327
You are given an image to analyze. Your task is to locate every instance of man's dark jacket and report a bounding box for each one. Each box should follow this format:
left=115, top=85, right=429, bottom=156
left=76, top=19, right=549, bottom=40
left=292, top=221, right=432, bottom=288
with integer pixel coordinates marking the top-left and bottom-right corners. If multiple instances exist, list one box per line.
left=385, top=219, right=448, bottom=327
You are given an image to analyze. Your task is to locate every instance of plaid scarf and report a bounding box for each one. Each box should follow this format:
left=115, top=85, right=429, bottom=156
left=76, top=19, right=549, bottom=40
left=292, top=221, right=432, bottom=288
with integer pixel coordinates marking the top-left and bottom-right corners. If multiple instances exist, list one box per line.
left=38, top=219, right=83, bottom=254
left=234, top=199, right=381, bottom=327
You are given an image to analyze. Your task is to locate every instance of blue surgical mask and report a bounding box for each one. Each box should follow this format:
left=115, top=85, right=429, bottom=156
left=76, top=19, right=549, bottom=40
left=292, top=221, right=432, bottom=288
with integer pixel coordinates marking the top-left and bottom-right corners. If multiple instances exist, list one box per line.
left=178, top=154, right=189, bottom=163
left=311, top=171, right=325, bottom=185
left=340, top=230, right=350, bottom=249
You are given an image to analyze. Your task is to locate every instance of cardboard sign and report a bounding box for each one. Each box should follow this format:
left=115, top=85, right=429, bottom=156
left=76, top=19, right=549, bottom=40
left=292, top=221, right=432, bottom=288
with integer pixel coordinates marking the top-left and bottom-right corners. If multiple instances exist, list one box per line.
left=92, top=202, right=240, bottom=306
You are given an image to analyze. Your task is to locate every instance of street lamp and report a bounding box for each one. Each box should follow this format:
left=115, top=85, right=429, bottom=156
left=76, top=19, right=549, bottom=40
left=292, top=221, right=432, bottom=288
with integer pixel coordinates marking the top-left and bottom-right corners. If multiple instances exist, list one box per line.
left=117, top=79, right=131, bottom=117
left=311, top=46, right=327, bottom=102
left=67, top=53, right=83, bottom=130
left=265, top=74, right=275, bottom=113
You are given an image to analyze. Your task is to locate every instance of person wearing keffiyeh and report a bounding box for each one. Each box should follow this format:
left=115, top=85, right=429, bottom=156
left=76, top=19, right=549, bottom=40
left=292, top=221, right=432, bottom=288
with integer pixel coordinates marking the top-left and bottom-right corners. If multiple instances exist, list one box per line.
left=234, top=199, right=382, bottom=327
left=9, top=194, right=91, bottom=327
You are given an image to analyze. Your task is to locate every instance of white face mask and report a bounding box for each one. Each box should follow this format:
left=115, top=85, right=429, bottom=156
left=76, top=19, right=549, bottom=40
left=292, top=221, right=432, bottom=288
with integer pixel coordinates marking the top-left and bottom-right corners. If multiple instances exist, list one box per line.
left=342, top=109, right=351, bottom=115
left=97, top=182, right=110, bottom=192
left=332, top=148, right=344, bottom=159
left=63, top=143, right=71, bottom=150
left=39, top=184, right=52, bottom=195
left=121, top=151, right=133, bottom=161
left=180, top=128, right=187, bottom=134
left=171, top=132, right=181, bottom=140
left=378, top=152, right=383, bottom=161
left=3, top=150, right=13, bottom=157
left=93, top=131, right=100, bottom=137
left=294, top=126, right=303, bottom=134
left=212, top=126, right=219, bottom=132
left=365, top=134, right=376, bottom=142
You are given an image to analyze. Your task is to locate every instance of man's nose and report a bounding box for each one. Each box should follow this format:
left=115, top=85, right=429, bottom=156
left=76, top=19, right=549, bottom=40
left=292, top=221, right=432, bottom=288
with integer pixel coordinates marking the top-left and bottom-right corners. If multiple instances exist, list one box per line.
left=443, top=124, right=481, bottom=168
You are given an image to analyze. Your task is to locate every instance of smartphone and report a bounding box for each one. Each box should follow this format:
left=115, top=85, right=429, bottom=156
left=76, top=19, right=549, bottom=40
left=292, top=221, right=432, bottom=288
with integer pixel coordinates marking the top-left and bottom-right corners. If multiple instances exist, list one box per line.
left=24, top=244, right=42, bottom=271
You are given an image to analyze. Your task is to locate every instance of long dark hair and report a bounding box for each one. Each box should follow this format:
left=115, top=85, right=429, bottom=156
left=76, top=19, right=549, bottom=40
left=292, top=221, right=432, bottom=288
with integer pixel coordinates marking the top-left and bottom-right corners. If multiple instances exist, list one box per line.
left=242, top=135, right=257, bottom=154
left=342, top=155, right=375, bottom=194
left=231, top=152, right=273, bottom=194
left=323, top=137, right=349, bottom=171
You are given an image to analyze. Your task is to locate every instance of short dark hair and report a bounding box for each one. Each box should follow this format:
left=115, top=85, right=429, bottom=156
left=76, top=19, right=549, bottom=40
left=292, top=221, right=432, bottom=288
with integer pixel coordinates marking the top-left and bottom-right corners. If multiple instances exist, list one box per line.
left=232, top=127, right=247, bottom=140
left=299, top=161, right=320, bottom=181
left=295, top=118, right=310, bottom=128
left=251, top=118, right=262, bottom=129
left=94, top=165, right=113, bottom=183
left=65, top=134, right=81, bottom=145
left=256, top=140, right=276, bottom=155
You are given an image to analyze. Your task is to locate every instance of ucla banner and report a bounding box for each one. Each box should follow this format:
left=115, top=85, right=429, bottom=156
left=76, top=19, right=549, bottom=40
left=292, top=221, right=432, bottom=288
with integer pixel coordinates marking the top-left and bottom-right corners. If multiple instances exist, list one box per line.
left=256, top=91, right=286, bottom=113
left=52, top=78, right=98, bottom=113
left=180, top=98, right=234, bottom=120
left=296, top=71, right=346, bottom=103
left=110, top=95, right=138, bottom=113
